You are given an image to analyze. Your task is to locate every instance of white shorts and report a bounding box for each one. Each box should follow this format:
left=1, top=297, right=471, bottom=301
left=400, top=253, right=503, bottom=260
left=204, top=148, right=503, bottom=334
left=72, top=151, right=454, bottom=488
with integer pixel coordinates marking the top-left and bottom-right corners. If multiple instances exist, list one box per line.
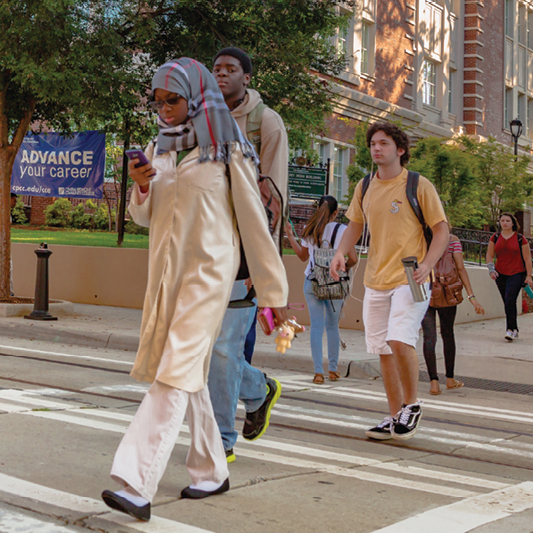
left=362, top=284, right=430, bottom=355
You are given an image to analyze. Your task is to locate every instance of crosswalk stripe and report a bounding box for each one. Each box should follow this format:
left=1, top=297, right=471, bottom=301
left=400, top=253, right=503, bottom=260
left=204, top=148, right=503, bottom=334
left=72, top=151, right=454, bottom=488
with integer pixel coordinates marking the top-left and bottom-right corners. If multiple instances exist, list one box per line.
left=370, top=481, right=533, bottom=533
left=0, top=473, right=213, bottom=533
left=278, top=377, right=533, bottom=424
left=0, top=509, right=79, bottom=532
left=21, top=408, right=503, bottom=498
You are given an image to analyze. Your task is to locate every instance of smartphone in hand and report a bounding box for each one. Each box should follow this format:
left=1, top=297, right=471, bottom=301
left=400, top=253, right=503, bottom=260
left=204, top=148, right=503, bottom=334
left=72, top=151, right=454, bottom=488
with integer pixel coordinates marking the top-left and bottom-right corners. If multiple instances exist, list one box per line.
left=125, top=150, right=150, bottom=168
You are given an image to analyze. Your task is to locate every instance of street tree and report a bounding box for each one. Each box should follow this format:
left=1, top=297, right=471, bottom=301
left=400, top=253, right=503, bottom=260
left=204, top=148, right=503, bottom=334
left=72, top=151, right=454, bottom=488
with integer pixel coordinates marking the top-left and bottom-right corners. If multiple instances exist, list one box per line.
left=460, top=136, right=533, bottom=229
left=127, top=0, right=351, bottom=152
left=408, top=136, right=483, bottom=228
left=0, top=1, right=142, bottom=299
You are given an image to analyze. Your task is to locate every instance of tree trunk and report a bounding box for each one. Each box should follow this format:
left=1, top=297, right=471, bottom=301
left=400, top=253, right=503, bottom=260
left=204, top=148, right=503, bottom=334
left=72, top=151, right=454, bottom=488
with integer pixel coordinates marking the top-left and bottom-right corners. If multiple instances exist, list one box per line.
left=0, top=92, right=36, bottom=299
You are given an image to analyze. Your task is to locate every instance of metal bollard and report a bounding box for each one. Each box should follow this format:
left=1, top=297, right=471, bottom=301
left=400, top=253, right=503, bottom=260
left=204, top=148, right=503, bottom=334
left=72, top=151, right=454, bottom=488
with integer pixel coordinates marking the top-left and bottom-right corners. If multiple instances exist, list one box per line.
left=24, top=243, right=57, bottom=321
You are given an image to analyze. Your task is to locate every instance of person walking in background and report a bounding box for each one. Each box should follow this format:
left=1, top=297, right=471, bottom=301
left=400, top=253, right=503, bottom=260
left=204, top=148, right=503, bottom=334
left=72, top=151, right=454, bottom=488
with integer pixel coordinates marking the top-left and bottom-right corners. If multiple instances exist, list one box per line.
left=329, top=122, right=449, bottom=441
left=486, top=212, right=533, bottom=341
left=100, top=58, right=288, bottom=522
left=285, top=195, right=357, bottom=384
left=422, top=232, right=485, bottom=396
left=208, top=47, right=289, bottom=465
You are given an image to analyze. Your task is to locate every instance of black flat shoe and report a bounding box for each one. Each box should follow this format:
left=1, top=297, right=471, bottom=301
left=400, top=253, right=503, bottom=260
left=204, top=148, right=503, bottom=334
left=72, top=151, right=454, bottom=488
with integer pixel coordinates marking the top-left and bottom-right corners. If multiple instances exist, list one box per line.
left=101, top=490, right=151, bottom=521
left=180, top=478, right=230, bottom=500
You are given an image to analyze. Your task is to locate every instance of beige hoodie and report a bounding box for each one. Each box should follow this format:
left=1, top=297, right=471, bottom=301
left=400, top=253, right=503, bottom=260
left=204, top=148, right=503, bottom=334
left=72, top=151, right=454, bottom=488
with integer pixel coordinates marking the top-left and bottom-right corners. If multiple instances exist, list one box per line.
left=231, top=89, right=289, bottom=204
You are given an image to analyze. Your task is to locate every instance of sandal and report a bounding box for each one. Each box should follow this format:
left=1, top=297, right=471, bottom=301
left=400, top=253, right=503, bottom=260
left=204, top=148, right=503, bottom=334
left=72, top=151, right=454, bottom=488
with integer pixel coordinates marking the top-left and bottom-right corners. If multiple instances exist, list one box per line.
left=328, top=371, right=341, bottom=381
left=313, top=373, right=324, bottom=384
left=429, top=379, right=441, bottom=396
left=446, top=379, right=464, bottom=390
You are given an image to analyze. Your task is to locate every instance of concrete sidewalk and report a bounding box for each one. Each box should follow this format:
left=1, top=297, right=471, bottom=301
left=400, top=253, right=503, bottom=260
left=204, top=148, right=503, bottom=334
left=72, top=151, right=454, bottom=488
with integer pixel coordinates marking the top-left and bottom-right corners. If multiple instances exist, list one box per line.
left=1, top=303, right=532, bottom=386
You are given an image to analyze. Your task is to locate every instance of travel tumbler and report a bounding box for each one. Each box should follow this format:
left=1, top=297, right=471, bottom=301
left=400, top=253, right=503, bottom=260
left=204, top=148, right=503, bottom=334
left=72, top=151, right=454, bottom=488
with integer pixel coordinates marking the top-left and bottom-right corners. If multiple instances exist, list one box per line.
left=401, top=256, right=428, bottom=303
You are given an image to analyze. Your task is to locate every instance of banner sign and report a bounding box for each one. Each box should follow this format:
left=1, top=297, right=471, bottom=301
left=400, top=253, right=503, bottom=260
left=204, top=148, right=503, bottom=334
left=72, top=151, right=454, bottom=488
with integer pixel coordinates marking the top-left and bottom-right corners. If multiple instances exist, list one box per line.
left=11, top=131, right=106, bottom=199
left=288, top=165, right=328, bottom=200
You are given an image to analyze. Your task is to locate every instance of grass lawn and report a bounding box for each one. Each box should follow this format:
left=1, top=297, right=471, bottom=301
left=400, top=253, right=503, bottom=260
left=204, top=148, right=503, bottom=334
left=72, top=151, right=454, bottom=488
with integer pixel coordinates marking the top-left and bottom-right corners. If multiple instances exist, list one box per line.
left=11, top=227, right=149, bottom=249
left=11, top=226, right=299, bottom=253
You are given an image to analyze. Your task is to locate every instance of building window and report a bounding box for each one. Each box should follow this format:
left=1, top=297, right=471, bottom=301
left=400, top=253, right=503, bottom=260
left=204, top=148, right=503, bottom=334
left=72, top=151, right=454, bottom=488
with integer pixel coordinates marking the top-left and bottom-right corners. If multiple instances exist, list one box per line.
left=333, top=146, right=345, bottom=201
left=518, top=93, right=526, bottom=123
left=422, top=60, right=437, bottom=107
left=519, top=4, right=526, bottom=44
left=527, top=98, right=533, bottom=138
left=337, top=25, right=348, bottom=57
left=526, top=11, right=533, bottom=48
left=318, top=144, right=326, bottom=165
left=505, top=0, right=512, bottom=37
left=504, top=88, right=513, bottom=127
left=361, top=23, right=370, bottom=74
left=448, top=70, right=454, bottom=113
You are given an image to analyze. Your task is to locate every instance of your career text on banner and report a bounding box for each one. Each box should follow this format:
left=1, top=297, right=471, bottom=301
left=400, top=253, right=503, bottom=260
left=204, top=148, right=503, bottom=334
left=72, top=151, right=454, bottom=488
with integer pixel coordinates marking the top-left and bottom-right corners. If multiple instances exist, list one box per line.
left=11, top=131, right=106, bottom=199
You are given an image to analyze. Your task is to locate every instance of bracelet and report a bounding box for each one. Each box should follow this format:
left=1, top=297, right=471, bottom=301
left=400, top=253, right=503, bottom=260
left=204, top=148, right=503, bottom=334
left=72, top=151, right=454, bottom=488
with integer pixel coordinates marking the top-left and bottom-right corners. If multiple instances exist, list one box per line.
left=467, top=294, right=476, bottom=300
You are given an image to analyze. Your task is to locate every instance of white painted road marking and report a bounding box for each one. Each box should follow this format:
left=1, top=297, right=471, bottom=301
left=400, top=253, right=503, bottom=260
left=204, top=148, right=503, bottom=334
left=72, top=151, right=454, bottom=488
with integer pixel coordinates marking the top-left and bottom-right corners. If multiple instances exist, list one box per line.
left=0, top=473, right=213, bottom=532
left=370, top=481, right=533, bottom=533
left=0, top=344, right=133, bottom=366
left=0, top=508, right=80, bottom=532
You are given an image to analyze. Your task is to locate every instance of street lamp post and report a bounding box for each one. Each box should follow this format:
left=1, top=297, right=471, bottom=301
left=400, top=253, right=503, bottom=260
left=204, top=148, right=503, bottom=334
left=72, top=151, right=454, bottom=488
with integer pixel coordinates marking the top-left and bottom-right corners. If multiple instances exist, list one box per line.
left=509, top=118, right=523, bottom=158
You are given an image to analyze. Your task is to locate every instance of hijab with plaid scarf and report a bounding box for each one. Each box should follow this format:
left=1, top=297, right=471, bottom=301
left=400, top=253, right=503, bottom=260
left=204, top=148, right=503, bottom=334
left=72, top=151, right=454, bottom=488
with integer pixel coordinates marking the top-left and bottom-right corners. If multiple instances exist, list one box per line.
left=152, top=57, right=258, bottom=164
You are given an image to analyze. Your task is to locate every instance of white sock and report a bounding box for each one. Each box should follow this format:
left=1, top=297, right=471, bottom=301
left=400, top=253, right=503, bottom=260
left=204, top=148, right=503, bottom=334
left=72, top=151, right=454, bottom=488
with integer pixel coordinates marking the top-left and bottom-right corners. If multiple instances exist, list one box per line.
left=189, top=479, right=224, bottom=492
left=115, top=487, right=149, bottom=507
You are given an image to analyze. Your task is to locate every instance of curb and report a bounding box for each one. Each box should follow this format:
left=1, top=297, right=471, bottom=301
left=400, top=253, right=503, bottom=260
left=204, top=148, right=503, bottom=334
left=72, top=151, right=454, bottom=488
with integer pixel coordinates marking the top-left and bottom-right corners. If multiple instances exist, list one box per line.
left=0, top=322, right=381, bottom=379
left=0, top=300, right=74, bottom=318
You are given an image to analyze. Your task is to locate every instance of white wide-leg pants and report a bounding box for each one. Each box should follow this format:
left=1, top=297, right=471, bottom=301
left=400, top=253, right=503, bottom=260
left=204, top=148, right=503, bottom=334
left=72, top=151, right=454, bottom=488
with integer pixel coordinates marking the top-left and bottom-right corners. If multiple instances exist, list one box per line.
left=110, top=380, right=229, bottom=502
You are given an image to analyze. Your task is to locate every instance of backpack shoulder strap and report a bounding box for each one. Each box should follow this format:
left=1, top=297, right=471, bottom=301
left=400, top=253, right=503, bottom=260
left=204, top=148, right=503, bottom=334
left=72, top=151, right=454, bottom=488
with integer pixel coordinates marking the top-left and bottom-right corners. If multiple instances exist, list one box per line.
left=330, top=223, right=342, bottom=249
left=361, top=173, right=371, bottom=204
left=246, top=102, right=267, bottom=153
left=406, top=171, right=423, bottom=226
left=518, top=233, right=526, bottom=268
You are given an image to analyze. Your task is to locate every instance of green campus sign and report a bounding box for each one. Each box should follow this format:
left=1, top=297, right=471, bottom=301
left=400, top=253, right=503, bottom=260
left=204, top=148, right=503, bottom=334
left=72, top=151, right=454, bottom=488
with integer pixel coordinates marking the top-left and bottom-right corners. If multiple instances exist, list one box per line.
left=288, top=165, right=328, bottom=200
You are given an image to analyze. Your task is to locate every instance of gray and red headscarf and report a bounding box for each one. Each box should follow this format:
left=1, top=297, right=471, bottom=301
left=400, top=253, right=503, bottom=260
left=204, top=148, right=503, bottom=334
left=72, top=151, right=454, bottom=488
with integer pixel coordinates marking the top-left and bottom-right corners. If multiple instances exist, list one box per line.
left=152, top=57, right=258, bottom=164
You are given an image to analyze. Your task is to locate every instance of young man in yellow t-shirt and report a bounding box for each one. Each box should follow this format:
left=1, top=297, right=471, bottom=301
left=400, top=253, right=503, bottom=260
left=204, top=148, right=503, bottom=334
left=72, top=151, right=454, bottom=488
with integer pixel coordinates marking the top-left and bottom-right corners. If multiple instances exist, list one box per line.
left=330, top=122, right=449, bottom=440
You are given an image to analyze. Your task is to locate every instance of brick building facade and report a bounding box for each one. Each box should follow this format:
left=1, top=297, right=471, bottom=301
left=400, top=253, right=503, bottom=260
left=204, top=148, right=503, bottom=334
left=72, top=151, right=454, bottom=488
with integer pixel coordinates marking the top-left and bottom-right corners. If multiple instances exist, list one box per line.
left=306, top=0, right=533, bottom=234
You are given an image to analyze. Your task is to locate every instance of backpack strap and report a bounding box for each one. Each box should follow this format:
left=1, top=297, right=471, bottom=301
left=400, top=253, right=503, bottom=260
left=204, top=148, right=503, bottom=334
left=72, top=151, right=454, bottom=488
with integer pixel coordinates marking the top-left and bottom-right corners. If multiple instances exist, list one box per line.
left=330, top=223, right=342, bottom=249
left=246, top=102, right=267, bottom=154
left=361, top=173, right=372, bottom=205
left=518, top=233, right=526, bottom=270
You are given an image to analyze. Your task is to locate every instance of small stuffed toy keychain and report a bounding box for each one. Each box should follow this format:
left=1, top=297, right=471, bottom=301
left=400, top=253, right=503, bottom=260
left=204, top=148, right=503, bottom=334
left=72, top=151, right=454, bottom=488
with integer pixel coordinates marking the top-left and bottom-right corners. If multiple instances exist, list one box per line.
left=275, top=317, right=305, bottom=354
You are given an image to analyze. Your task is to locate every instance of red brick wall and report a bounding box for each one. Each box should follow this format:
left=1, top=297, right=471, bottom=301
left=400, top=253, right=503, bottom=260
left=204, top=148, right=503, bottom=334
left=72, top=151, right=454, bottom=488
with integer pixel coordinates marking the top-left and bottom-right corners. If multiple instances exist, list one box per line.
left=358, top=0, right=413, bottom=109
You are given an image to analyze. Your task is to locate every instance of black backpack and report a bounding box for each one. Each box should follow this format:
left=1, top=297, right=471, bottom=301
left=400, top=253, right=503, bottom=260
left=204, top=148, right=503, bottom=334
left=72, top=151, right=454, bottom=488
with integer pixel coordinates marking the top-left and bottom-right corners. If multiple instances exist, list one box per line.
left=361, top=170, right=432, bottom=247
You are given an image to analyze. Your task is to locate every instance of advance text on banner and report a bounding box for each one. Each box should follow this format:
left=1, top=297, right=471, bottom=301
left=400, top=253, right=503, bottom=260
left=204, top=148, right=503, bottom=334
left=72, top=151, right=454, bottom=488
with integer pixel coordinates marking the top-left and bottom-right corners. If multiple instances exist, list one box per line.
left=11, top=131, right=106, bottom=199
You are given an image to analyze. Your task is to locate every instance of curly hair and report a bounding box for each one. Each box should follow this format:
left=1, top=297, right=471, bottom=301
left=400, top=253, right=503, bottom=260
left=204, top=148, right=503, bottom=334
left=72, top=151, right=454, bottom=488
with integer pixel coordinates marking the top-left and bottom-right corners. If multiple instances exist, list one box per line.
left=366, top=122, right=411, bottom=166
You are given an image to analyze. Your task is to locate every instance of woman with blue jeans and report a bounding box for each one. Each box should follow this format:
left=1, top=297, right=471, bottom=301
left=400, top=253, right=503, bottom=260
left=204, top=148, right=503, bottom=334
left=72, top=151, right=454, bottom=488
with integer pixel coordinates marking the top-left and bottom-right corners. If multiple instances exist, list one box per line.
left=285, top=195, right=357, bottom=384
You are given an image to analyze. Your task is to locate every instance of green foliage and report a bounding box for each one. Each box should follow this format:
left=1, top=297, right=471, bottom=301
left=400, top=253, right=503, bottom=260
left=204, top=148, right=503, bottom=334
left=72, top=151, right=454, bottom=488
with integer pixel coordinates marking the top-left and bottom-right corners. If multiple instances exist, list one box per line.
left=44, top=199, right=73, bottom=228
left=71, top=203, right=94, bottom=229
left=95, top=204, right=114, bottom=231
left=345, top=121, right=372, bottom=203
left=459, top=136, right=533, bottom=229
left=124, top=220, right=149, bottom=236
left=408, top=137, right=483, bottom=228
left=126, top=0, right=351, bottom=152
left=11, top=199, right=27, bottom=224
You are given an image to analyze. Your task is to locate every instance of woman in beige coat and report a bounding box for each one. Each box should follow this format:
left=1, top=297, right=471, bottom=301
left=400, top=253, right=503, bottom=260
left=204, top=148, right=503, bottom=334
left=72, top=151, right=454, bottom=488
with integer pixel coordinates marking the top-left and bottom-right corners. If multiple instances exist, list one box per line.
left=101, top=58, right=288, bottom=521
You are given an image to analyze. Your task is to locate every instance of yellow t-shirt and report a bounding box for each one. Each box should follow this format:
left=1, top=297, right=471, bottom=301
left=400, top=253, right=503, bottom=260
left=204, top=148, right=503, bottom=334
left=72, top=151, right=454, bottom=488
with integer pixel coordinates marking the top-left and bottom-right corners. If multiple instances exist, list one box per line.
left=346, top=168, right=446, bottom=290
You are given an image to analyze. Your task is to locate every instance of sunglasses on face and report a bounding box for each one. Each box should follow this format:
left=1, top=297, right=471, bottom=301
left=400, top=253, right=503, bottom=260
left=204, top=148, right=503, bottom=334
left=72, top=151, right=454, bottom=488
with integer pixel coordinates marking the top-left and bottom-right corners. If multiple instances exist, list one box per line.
left=148, top=95, right=183, bottom=110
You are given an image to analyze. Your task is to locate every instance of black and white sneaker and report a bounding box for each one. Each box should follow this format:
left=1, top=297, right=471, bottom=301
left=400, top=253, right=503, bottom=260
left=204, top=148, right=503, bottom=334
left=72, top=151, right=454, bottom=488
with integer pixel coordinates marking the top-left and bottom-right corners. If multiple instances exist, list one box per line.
left=511, top=330, right=519, bottom=340
left=365, top=416, right=394, bottom=440
left=505, top=329, right=514, bottom=341
left=391, top=401, right=423, bottom=440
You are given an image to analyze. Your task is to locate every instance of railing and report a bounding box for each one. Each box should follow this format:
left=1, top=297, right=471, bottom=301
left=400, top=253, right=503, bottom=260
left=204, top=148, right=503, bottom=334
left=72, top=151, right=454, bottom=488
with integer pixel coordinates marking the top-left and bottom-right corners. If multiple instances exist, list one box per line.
left=452, top=227, right=533, bottom=266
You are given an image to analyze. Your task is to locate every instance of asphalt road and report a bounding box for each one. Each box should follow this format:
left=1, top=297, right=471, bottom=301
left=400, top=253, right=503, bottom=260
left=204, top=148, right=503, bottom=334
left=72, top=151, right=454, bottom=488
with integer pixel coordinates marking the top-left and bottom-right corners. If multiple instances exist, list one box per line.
left=0, top=335, right=532, bottom=533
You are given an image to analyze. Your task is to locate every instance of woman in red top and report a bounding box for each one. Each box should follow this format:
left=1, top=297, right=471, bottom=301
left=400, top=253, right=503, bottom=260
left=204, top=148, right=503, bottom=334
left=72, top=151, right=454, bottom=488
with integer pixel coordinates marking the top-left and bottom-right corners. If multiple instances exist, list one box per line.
left=486, top=213, right=533, bottom=341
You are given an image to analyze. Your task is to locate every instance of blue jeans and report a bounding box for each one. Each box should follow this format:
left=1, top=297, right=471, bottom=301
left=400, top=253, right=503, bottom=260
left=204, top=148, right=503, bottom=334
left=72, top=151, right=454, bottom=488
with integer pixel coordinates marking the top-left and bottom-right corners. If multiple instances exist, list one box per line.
left=303, top=277, right=342, bottom=374
left=208, top=281, right=267, bottom=451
